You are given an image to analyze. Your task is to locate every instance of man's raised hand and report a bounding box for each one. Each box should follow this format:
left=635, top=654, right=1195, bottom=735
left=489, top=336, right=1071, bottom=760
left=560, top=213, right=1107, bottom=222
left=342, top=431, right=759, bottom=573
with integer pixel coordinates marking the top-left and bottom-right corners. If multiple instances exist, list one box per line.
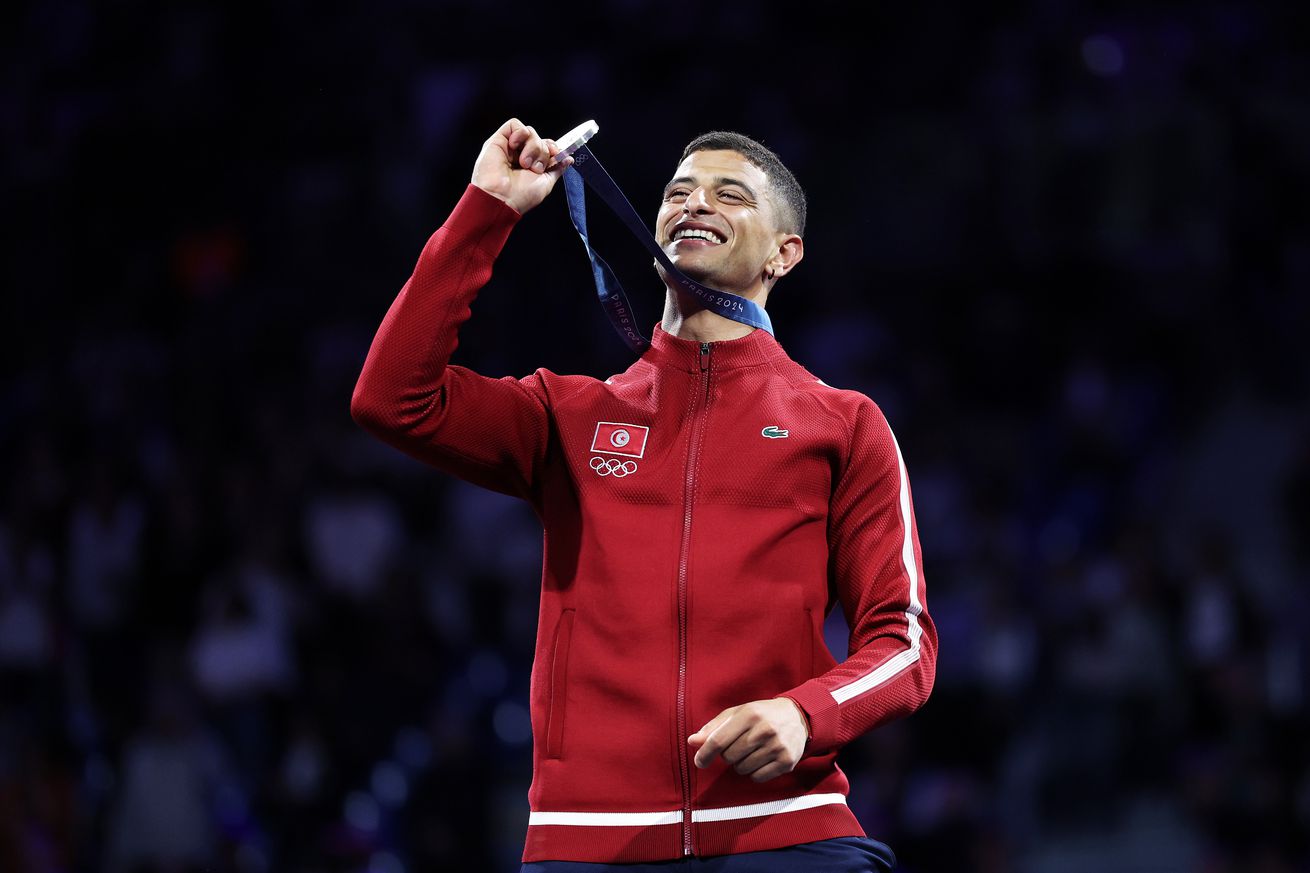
left=471, top=118, right=573, bottom=215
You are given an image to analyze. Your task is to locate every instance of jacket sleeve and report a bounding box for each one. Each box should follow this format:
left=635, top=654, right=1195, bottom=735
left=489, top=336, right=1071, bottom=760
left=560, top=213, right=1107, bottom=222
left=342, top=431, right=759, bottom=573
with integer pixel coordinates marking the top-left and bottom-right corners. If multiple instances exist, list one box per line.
left=776, top=398, right=937, bottom=755
left=350, top=184, right=551, bottom=501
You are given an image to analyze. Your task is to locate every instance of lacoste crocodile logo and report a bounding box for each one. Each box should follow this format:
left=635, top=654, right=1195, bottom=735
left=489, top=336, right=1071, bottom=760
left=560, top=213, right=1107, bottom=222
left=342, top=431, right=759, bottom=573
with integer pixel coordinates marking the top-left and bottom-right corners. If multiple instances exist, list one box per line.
left=761, top=426, right=789, bottom=439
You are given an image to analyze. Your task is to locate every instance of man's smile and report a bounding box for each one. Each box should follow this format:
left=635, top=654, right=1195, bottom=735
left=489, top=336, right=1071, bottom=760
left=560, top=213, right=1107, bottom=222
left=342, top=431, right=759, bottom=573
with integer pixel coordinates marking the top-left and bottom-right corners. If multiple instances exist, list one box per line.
left=671, top=222, right=727, bottom=245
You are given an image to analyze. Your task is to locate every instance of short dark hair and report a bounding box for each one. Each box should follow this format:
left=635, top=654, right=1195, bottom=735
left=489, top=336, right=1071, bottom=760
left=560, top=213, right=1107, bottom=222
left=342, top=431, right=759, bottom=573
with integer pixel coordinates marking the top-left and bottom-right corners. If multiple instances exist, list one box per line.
left=679, top=132, right=807, bottom=237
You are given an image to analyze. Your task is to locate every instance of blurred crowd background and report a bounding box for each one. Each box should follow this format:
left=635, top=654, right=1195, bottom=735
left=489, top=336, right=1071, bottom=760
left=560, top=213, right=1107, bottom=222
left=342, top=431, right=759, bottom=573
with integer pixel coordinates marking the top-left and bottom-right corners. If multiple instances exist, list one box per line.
left=2, top=1, right=1308, bottom=872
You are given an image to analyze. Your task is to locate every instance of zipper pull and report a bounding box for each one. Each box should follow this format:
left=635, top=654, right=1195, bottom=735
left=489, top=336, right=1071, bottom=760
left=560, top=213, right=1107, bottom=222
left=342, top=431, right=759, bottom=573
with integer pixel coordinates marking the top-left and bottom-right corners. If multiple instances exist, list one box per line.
left=699, top=342, right=711, bottom=373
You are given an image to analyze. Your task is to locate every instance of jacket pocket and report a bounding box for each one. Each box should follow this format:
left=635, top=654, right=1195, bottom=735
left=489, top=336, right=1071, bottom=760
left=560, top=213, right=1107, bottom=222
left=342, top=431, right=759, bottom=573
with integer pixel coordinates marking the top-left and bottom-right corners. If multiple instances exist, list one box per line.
left=546, top=609, right=576, bottom=760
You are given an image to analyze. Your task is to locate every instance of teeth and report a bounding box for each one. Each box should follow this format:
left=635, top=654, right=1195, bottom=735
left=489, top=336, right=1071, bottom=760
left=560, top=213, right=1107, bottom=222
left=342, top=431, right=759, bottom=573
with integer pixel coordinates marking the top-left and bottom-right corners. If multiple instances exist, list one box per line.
left=673, top=228, right=723, bottom=243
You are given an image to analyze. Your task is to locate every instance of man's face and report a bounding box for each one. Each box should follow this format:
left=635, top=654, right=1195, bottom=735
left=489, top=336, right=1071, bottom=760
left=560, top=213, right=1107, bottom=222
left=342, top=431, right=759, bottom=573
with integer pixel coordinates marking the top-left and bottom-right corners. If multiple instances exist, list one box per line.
left=655, top=149, right=786, bottom=296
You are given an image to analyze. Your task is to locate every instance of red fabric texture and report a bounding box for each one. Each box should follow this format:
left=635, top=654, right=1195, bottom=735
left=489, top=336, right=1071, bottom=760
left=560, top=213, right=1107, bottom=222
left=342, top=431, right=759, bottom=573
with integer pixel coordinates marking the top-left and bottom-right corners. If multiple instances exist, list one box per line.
left=351, top=184, right=937, bottom=862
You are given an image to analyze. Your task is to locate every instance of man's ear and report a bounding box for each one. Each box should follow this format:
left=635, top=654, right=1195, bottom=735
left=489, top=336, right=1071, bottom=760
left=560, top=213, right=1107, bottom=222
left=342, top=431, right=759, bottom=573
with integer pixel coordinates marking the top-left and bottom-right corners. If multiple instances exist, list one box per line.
left=767, top=234, right=804, bottom=280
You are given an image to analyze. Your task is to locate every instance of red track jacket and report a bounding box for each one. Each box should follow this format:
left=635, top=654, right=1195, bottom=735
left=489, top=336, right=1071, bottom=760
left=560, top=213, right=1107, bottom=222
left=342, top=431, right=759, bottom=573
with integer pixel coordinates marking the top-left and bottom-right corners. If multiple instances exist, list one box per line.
left=350, top=185, right=937, bottom=863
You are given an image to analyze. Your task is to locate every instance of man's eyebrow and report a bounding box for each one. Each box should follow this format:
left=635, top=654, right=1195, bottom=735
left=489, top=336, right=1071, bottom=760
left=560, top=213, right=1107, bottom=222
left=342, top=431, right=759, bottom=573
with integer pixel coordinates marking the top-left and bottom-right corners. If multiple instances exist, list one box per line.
left=663, top=175, right=759, bottom=200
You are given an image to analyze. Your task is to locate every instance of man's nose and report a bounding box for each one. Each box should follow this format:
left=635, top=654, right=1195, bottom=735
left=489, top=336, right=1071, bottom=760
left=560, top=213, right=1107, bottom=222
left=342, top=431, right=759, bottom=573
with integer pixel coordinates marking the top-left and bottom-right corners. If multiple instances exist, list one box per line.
left=682, top=187, right=713, bottom=214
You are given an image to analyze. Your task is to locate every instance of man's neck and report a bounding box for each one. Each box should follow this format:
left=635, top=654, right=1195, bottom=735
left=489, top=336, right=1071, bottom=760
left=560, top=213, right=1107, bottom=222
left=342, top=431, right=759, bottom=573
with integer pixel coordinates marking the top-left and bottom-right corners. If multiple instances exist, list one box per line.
left=660, top=289, right=762, bottom=343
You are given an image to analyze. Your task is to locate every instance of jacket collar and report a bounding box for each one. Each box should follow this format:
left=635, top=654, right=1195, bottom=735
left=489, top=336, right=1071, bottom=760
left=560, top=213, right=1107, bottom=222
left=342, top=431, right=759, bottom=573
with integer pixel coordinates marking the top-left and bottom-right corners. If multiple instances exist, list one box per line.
left=641, top=321, right=788, bottom=373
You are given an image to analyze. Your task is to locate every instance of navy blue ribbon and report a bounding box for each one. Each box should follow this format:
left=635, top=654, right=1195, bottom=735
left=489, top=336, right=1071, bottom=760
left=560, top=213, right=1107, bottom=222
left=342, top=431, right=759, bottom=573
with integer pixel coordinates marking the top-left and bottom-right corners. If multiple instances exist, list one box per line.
left=562, top=144, right=774, bottom=354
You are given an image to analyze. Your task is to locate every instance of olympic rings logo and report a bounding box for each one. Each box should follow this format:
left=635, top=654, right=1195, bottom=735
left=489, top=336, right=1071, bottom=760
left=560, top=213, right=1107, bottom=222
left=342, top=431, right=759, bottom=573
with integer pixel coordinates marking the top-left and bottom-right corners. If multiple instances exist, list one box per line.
left=590, top=456, right=638, bottom=477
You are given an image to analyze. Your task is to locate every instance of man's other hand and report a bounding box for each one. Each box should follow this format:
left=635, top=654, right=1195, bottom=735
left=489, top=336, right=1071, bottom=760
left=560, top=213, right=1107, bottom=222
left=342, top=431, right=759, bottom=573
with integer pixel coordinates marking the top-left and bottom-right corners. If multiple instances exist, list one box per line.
left=687, top=698, right=810, bottom=783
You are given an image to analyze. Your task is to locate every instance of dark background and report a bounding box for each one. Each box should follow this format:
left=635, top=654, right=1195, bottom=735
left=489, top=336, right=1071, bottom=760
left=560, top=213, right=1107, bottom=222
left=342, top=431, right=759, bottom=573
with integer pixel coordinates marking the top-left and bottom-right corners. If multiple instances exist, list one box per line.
left=3, top=2, right=1309, bottom=872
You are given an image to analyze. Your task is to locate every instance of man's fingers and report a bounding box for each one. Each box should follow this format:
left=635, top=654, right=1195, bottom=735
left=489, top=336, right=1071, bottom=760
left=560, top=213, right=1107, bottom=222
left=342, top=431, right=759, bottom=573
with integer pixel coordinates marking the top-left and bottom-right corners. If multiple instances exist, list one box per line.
left=691, top=717, right=750, bottom=769
left=749, top=762, right=788, bottom=783
left=492, top=118, right=525, bottom=156
left=688, top=709, right=732, bottom=745
left=517, top=127, right=555, bottom=172
left=526, top=137, right=561, bottom=174
left=729, top=742, right=775, bottom=774
left=720, top=727, right=768, bottom=765
left=502, top=118, right=528, bottom=149
left=517, top=125, right=539, bottom=168
left=492, top=120, right=549, bottom=171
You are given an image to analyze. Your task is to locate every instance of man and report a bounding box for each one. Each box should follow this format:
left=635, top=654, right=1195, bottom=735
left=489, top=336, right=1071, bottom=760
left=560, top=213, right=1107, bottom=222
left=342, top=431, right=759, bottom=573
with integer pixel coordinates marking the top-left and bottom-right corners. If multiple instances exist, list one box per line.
left=351, top=118, right=936, bottom=872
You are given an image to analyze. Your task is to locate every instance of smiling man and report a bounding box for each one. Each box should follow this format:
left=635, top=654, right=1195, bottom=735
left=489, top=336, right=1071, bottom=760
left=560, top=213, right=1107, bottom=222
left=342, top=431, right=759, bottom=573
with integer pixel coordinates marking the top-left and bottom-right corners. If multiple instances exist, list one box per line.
left=656, top=139, right=804, bottom=328
left=351, top=118, right=936, bottom=873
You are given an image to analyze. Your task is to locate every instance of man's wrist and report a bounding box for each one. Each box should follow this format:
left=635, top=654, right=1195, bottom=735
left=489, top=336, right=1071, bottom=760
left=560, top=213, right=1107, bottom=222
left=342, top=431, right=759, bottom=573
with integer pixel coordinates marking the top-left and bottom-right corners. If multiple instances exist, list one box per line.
left=779, top=696, right=811, bottom=740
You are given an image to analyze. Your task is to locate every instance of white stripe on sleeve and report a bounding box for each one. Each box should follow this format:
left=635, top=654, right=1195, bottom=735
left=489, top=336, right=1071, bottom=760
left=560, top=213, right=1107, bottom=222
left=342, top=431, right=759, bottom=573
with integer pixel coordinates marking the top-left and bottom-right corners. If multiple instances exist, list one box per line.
left=829, top=424, right=924, bottom=705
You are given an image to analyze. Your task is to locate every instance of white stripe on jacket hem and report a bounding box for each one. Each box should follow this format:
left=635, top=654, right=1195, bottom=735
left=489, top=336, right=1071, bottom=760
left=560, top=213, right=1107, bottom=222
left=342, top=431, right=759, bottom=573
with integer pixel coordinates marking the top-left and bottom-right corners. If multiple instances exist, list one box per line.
left=528, top=792, right=848, bottom=827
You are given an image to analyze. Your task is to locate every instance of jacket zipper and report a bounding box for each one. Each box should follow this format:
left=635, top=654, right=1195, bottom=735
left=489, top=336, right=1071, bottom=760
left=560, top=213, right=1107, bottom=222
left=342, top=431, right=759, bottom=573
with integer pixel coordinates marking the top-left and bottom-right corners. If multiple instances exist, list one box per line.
left=676, top=341, right=713, bottom=856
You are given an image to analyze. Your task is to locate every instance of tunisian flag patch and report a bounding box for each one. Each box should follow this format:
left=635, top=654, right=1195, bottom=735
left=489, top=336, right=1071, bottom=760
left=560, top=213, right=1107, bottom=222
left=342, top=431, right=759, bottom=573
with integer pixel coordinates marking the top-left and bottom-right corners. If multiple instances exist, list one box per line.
left=590, top=422, right=649, bottom=458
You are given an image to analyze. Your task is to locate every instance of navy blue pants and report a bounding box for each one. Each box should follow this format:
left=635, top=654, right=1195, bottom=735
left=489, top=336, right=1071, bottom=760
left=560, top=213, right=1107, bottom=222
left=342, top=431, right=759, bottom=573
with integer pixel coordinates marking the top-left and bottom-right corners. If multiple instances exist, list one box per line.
left=521, top=837, right=896, bottom=872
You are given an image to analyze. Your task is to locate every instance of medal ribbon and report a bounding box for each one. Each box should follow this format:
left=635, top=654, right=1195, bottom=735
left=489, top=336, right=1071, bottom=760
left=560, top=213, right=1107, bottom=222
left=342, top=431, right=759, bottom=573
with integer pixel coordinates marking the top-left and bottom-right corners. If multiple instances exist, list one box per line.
left=561, top=144, right=773, bottom=353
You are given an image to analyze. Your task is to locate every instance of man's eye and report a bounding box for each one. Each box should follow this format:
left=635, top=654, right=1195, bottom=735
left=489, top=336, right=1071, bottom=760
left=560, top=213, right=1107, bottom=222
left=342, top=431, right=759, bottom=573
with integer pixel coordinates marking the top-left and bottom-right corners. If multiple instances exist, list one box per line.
left=719, top=191, right=743, bottom=201
left=666, top=189, right=689, bottom=200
